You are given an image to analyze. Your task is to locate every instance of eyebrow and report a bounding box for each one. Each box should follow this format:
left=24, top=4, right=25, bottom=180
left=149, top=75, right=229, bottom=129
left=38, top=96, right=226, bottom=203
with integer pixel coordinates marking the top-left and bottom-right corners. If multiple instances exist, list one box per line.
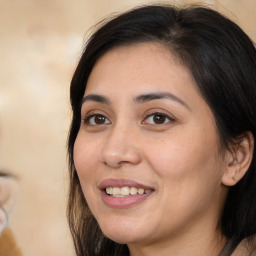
left=82, top=94, right=111, bottom=105
left=134, top=92, right=190, bottom=110
left=82, top=92, right=190, bottom=110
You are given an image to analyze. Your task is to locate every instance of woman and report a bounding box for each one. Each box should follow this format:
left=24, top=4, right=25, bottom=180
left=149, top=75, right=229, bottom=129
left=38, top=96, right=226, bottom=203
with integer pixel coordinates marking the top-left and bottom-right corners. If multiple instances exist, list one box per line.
left=67, top=4, right=256, bottom=256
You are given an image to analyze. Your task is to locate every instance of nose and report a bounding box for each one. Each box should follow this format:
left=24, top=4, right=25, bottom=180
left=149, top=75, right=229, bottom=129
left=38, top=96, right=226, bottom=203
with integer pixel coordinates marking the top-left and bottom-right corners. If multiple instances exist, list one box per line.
left=100, top=125, right=142, bottom=168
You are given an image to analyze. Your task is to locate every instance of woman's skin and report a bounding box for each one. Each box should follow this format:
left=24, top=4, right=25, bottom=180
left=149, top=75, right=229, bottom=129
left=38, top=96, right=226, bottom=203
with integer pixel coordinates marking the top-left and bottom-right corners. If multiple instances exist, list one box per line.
left=73, top=43, right=250, bottom=256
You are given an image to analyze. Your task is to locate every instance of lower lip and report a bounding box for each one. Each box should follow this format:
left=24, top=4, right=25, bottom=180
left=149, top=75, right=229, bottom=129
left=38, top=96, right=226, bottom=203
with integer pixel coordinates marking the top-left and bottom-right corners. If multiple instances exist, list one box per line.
left=101, top=191, right=153, bottom=208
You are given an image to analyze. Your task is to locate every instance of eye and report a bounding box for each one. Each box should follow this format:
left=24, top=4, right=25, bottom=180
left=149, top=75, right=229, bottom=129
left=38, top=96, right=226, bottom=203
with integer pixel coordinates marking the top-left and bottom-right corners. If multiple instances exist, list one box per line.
left=142, top=112, right=174, bottom=125
left=84, top=114, right=111, bottom=126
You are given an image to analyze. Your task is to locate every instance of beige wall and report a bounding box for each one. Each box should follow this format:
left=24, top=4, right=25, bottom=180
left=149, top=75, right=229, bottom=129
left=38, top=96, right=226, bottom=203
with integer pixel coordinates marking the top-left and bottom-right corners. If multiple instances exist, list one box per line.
left=0, top=0, right=255, bottom=255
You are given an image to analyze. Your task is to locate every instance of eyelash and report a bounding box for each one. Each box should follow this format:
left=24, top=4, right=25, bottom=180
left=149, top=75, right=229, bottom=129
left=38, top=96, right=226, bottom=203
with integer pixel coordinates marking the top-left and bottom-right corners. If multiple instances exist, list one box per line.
left=142, top=112, right=175, bottom=125
left=83, top=114, right=111, bottom=126
left=82, top=111, right=174, bottom=126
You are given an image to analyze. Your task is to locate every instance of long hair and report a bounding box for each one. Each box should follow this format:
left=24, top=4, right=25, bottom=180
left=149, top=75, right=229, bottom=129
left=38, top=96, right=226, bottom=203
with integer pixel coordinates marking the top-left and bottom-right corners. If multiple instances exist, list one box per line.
left=67, top=5, right=256, bottom=256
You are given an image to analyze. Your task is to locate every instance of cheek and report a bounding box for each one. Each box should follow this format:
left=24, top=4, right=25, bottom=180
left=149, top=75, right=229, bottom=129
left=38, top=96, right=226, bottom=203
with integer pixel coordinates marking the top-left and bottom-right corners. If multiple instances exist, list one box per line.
left=73, top=135, right=101, bottom=211
left=144, top=129, right=223, bottom=197
left=73, top=134, right=101, bottom=199
left=146, top=141, right=224, bottom=227
left=73, top=134, right=98, bottom=175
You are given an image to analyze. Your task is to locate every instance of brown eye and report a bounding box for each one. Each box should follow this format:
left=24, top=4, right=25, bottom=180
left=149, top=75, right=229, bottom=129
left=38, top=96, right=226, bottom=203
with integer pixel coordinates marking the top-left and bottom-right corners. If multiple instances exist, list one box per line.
left=94, top=115, right=106, bottom=124
left=143, top=112, right=174, bottom=125
left=153, top=114, right=167, bottom=124
left=86, top=114, right=111, bottom=125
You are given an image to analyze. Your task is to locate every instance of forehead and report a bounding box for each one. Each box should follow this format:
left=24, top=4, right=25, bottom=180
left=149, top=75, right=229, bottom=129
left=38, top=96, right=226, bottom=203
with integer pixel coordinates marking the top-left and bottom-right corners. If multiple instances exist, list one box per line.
left=85, top=42, right=197, bottom=97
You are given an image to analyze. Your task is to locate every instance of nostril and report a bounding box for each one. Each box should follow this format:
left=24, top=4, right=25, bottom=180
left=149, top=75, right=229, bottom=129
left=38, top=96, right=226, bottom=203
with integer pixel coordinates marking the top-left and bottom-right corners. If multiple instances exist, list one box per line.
left=100, top=143, right=142, bottom=168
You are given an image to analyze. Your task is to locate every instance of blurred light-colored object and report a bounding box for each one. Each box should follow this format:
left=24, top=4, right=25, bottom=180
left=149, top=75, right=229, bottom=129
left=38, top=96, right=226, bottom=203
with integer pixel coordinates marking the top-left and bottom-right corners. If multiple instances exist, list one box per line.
left=0, top=227, right=24, bottom=256
left=0, top=173, right=18, bottom=235
left=0, top=173, right=23, bottom=256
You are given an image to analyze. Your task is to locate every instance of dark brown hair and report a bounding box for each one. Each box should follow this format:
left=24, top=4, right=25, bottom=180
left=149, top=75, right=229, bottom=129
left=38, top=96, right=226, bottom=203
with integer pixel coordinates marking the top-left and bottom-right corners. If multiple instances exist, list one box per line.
left=68, top=4, right=256, bottom=256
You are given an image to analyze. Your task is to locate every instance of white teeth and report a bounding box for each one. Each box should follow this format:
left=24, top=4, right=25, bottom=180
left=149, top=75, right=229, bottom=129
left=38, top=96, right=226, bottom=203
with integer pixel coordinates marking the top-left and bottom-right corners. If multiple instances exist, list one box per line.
left=130, top=187, right=137, bottom=195
left=106, top=187, right=113, bottom=195
left=112, top=187, right=121, bottom=195
left=138, top=188, right=144, bottom=194
left=105, top=186, right=151, bottom=197
left=120, top=187, right=129, bottom=196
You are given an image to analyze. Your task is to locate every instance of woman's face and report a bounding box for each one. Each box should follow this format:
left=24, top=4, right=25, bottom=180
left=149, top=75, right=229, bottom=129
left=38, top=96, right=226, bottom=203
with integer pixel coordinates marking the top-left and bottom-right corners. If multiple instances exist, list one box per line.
left=74, top=43, right=228, bottom=246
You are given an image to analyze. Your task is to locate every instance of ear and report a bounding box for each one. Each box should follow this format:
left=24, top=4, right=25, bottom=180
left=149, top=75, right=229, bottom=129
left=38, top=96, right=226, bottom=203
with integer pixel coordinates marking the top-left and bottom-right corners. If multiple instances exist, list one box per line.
left=221, top=131, right=254, bottom=186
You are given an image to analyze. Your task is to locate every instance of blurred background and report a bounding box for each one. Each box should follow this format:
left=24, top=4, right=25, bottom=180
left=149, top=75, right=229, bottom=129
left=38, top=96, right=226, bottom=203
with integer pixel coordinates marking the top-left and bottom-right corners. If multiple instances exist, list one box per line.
left=0, top=0, right=255, bottom=255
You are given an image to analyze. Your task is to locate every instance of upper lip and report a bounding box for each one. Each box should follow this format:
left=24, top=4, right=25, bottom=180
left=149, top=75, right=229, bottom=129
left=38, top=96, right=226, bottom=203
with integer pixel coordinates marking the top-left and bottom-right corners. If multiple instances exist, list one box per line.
left=98, top=178, right=155, bottom=191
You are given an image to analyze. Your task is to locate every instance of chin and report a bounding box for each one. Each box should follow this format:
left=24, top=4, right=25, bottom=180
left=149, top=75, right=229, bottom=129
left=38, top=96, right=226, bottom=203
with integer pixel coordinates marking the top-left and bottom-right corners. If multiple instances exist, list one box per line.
left=100, top=224, right=146, bottom=244
left=106, top=234, right=133, bottom=244
left=94, top=210, right=155, bottom=244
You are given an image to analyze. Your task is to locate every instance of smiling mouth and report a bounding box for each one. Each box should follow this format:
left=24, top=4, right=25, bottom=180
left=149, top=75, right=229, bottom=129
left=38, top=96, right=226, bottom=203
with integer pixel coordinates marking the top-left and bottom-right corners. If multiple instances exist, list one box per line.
left=105, top=186, right=152, bottom=197
left=99, top=179, right=155, bottom=207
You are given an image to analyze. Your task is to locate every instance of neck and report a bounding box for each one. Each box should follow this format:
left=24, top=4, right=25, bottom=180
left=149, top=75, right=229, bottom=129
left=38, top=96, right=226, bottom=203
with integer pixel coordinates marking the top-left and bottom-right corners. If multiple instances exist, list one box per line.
left=128, top=227, right=227, bottom=256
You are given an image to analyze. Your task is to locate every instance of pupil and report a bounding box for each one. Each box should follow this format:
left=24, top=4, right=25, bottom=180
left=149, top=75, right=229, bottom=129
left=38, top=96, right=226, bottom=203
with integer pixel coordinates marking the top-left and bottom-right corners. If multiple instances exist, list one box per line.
left=153, top=114, right=166, bottom=124
left=95, top=115, right=105, bottom=124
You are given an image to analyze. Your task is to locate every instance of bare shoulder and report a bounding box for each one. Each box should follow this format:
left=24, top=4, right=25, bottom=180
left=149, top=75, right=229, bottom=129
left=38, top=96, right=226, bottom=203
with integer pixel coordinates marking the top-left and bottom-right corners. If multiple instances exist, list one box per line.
left=232, top=237, right=256, bottom=256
